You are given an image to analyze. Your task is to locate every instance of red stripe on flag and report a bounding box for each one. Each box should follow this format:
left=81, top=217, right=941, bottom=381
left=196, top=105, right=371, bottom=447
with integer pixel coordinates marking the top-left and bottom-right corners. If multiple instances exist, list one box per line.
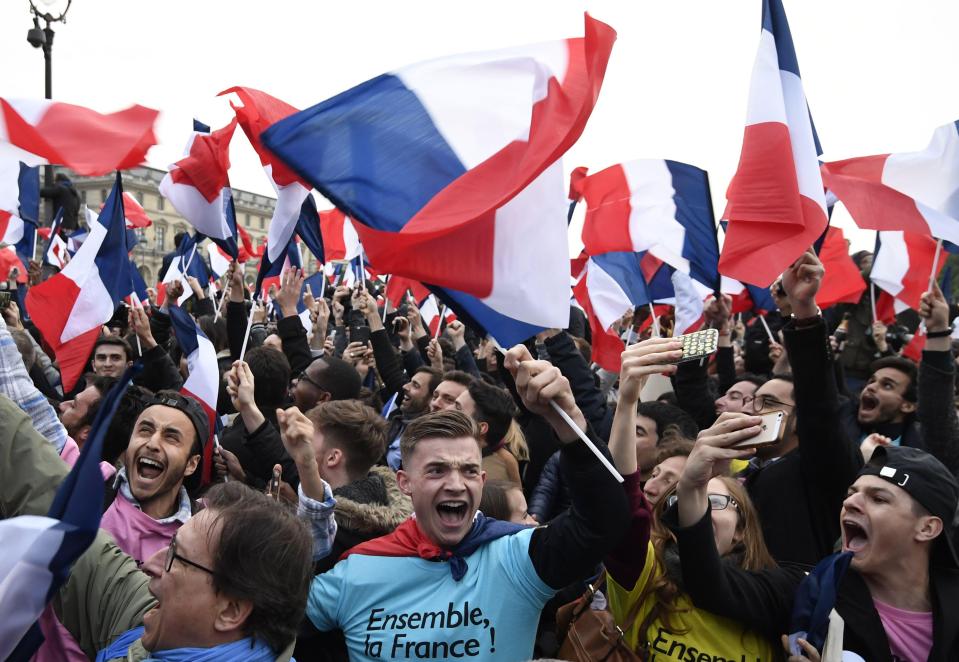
left=721, top=122, right=828, bottom=285
left=821, top=156, right=933, bottom=236
left=580, top=164, right=634, bottom=255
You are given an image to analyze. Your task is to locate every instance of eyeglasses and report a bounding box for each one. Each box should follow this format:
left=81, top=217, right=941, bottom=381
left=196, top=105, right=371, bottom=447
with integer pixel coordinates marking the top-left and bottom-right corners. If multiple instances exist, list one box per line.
left=666, top=493, right=739, bottom=511
left=165, top=534, right=215, bottom=576
left=745, top=394, right=794, bottom=413
left=294, top=370, right=324, bottom=391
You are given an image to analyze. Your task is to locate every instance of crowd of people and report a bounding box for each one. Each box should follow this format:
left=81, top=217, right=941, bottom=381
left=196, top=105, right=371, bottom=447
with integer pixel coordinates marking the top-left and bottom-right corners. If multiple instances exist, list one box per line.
left=2, top=237, right=958, bottom=661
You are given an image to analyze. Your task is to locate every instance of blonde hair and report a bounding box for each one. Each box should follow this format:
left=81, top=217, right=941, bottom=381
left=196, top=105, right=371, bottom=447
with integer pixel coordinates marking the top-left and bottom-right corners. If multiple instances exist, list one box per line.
left=502, top=419, right=530, bottom=463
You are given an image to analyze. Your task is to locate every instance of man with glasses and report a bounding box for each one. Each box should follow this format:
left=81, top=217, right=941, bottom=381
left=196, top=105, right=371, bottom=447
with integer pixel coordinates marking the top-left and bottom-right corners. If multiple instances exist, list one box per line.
left=734, top=251, right=863, bottom=568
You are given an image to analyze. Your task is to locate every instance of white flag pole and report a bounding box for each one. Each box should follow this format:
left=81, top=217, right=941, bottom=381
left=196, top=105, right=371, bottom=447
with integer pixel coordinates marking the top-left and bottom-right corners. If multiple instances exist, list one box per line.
left=758, top=314, right=776, bottom=344
left=488, top=338, right=623, bottom=484
left=929, top=238, right=944, bottom=292
left=238, top=299, right=257, bottom=363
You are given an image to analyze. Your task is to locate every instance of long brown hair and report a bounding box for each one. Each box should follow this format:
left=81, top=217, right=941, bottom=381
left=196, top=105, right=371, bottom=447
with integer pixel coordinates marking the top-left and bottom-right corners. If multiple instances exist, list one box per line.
left=628, top=476, right=777, bottom=648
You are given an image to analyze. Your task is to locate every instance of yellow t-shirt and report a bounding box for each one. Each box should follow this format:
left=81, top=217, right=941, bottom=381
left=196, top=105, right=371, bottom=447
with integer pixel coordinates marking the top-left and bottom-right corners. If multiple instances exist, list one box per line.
left=606, top=543, right=779, bottom=661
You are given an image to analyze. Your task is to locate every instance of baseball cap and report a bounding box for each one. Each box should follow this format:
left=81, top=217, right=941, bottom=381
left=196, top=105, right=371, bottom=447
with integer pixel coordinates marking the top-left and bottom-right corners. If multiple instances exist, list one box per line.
left=859, top=445, right=959, bottom=567
left=144, top=390, right=211, bottom=454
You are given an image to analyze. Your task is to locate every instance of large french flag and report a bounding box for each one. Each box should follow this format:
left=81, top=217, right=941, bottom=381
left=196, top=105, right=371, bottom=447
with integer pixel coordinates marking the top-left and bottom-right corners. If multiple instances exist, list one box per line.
left=0, top=99, right=158, bottom=176
left=219, top=86, right=312, bottom=264
left=27, top=173, right=132, bottom=391
left=319, top=207, right=361, bottom=262
left=2, top=369, right=134, bottom=660
left=871, top=230, right=943, bottom=311
left=263, top=15, right=616, bottom=344
left=821, top=121, right=959, bottom=245
left=159, top=120, right=239, bottom=258
left=169, top=305, right=218, bottom=484
left=719, top=0, right=828, bottom=286
left=580, top=159, right=721, bottom=293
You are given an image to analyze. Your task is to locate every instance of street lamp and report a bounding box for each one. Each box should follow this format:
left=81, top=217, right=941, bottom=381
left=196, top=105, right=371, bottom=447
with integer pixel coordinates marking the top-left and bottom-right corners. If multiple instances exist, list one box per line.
left=27, top=0, right=73, bottom=223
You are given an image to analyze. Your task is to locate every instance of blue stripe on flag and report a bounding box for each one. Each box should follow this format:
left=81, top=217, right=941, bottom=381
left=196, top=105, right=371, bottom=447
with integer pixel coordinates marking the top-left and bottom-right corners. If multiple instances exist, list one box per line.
left=591, top=252, right=652, bottom=308
left=18, top=162, right=40, bottom=225
left=262, top=73, right=467, bottom=232
left=664, top=160, right=720, bottom=291
left=93, top=173, right=133, bottom=309
left=296, top=195, right=325, bottom=264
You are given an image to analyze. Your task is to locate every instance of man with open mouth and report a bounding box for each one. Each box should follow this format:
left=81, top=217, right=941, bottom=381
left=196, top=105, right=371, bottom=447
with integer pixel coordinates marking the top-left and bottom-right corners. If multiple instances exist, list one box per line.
left=299, top=344, right=629, bottom=661
left=839, top=280, right=958, bottom=475
left=99, top=390, right=209, bottom=565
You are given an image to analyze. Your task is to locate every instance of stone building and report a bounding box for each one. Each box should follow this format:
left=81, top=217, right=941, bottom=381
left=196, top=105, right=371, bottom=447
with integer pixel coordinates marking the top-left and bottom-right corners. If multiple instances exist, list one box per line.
left=52, top=165, right=322, bottom=285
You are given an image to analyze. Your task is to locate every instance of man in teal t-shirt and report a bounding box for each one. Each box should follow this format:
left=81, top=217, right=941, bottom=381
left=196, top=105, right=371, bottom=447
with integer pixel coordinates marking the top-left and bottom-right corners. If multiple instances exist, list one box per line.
left=282, top=345, right=630, bottom=661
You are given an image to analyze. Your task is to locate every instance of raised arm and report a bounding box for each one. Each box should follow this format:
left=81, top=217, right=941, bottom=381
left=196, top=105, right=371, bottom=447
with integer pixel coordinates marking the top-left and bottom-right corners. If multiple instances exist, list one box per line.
left=781, top=251, right=863, bottom=493
left=916, top=283, right=959, bottom=475
left=275, top=268, right=314, bottom=376
left=504, top=346, right=629, bottom=589
left=543, top=329, right=609, bottom=432
left=670, top=414, right=801, bottom=638
left=673, top=296, right=731, bottom=430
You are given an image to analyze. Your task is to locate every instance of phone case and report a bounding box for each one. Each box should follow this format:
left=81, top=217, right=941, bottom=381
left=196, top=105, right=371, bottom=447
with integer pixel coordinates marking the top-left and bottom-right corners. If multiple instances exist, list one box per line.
left=675, top=328, right=720, bottom=363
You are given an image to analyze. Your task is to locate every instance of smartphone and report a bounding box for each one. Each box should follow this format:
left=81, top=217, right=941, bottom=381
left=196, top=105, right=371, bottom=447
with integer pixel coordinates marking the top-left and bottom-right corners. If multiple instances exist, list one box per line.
left=0, top=291, right=10, bottom=308
left=349, top=324, right=371, bottom=345
left=733, top=410, right=785, bottom=448
left=673, top=328, right=720, bottom=363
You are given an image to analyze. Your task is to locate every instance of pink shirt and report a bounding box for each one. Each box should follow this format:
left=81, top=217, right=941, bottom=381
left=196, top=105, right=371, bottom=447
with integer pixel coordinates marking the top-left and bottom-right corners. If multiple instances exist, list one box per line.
left=100, top=490, right=183, bottom=565
left=874, top=598, right=933, bottom=662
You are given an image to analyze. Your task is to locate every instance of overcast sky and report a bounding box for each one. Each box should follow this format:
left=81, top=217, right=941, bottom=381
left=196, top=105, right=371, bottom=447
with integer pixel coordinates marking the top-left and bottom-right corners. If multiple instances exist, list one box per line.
left=4, top=0, right=958, bottom=254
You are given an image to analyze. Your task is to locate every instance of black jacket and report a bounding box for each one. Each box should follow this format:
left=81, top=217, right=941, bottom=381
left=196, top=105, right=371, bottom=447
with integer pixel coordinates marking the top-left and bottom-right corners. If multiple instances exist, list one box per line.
left=665, top=505, right=959, bottom=661
left=40, top=182, right=80, bottom=230
left=744, top=317, right=863, bottom=567
left=527, top=451, right=570, bottom=523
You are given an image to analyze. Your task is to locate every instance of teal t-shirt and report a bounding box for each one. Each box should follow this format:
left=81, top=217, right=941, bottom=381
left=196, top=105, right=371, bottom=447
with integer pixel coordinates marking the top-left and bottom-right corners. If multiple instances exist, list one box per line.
left=308, top=527, right=554, bottom=661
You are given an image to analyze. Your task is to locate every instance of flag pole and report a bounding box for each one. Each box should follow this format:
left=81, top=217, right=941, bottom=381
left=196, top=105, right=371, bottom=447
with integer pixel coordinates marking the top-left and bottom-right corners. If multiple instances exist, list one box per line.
left=488, top=339, right=623, bottom=484
left=929, top=238, right=944, bottom=292
left=648, top=302, right=659, bottom=338
left=869, top=282, right=877, bottom=325
left=758, top=313, right=776, bottom=344
left=381, top=274, right=390, bottom=325
left=238, top=298, right=257, bottom=363
left=359, top=249, right=366, bottom=289
left=318, top=264, right=327, bottom=300
left=182, top=241, right=199, bottom=275
left=435, top=303, right=446, bottom=340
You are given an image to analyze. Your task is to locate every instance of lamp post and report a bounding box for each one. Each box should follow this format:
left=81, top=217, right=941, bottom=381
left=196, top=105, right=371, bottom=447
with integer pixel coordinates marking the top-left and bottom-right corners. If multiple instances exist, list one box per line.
left=27, top=0, right=73, bottom=224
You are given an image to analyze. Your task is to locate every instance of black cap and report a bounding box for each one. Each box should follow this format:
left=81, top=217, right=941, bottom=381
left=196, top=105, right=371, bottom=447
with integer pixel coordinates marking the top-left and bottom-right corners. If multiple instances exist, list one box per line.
left=859, top=445, right=959, bottom=567
left=144, top=390, right=211, bottom=456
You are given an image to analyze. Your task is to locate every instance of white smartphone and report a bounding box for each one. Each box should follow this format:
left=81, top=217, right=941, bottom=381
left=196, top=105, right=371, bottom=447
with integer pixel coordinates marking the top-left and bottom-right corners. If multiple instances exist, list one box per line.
left=733, top=410, right=785, bottom=448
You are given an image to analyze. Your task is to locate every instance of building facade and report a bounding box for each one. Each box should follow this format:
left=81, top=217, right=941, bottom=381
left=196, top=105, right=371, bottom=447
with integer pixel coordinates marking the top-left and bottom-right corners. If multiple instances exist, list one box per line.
left=54, top=165, right=322, bottom=285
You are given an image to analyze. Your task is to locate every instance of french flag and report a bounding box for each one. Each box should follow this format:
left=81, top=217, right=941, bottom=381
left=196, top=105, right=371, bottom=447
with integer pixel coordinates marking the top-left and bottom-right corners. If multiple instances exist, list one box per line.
left=386, top=276, right=431, bottom=310
left=719, top=0, right=828, bottom=286
left=319, top=207, right=361, bottom=262
left=27, top=172, right=132, bottom=391
left=219, top=86, right=311, bottom=265
left=0, top=99, right=158, bottom=176
left=821, top=120, right=959, bottom=245
left=43, top=209, right=69, bottom=269
left=871, top=230, right=943, bottom=311
left=419, top=295, right=457, bottom=337
left=572, top=251, right=651, bottom=371
left=1, top=369, right=134, bottom=660
left=100, top=191, right=152, bottom=229
left=207, top=242, right=232, bottom=280
left=159, top=120, right=239, bottom=258
left=169, top=305, right=219, bottom=484
left=256, top=234, right=302, bottom=297
left=816, top=226, right=867, bottom=309
left=0, top=160, right=40, bottom=240
left=263, top=15, right=616, bottom=345
left=295, top=195, right=326, bottom=264
left=580, top=159, right=721, bottom=293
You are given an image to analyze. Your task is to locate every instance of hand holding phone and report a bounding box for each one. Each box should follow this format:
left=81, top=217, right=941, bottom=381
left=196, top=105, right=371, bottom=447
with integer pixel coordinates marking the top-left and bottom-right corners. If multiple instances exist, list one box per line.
left=732, top=410, right=784, bottom=448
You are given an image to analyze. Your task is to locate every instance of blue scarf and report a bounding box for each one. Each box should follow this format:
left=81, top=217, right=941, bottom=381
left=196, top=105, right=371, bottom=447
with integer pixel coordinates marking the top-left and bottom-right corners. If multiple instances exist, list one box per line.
left=96, top=627, right=279, bottom=662
left=788, top=551, right=854, bottom=655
